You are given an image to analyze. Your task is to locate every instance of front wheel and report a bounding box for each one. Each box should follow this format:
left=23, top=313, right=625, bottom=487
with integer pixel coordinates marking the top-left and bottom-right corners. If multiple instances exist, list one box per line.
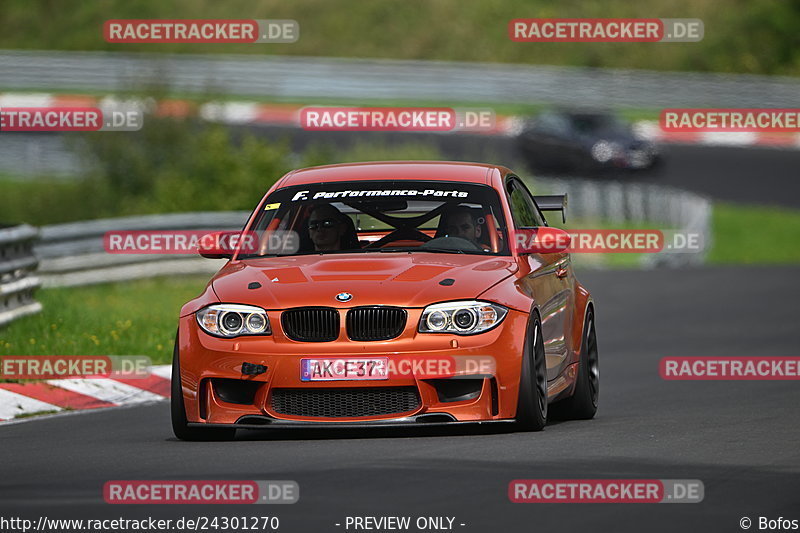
left=171, top=338, right=236, bottom=441
left=551, top=309, right=599, bottom=420
left=516, top=315, right=548, bottom=431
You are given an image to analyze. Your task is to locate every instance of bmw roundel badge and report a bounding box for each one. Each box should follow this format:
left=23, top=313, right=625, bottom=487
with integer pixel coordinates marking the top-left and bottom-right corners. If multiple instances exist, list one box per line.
left=335, top=292, right=353, bottom=302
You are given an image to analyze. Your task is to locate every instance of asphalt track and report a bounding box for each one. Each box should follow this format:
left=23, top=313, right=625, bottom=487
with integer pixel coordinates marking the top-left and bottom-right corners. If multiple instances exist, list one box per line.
left=643, top=144, right=800, bottom=208
left=1, top=265, right=798, bottom=532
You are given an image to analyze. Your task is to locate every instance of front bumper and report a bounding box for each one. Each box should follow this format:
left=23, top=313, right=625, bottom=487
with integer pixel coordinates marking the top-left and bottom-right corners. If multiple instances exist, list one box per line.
left=189, top=416, right=517, bottom=431
left=177, top=308, right=530, bottom=425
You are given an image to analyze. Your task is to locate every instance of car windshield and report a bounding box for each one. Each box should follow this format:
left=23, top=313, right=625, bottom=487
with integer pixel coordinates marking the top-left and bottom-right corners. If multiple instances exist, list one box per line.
left=238, top=180, right=511, bottom=258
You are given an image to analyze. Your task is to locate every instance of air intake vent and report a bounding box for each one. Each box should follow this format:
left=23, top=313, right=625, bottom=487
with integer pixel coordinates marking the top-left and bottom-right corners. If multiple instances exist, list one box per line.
left=346, top=306, right=406, bottom=341
left=270, top=387, right=420, bottom=418
left=281, top=307, right=339, bottom=342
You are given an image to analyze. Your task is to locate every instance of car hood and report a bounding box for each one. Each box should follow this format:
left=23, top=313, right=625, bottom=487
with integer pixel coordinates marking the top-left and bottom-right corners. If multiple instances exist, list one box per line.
left=211, top=253, right=518, bottom=309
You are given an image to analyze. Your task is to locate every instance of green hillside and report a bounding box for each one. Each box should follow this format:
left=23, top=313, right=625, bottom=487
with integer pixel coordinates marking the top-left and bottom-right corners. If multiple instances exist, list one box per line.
left=1, top=0, right=798, bottom=75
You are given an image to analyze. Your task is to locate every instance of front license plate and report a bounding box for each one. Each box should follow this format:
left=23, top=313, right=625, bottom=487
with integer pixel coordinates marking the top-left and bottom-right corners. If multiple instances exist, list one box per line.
left=301, top=358, right=389, bottom=381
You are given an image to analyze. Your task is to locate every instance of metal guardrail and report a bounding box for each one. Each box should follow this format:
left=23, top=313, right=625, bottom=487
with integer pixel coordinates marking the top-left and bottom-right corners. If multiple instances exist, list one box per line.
left=36, top=212, right=249, bottom=287
left=33, top=179, right=711, bottom=289
left=532, top=176, right=712, bottom=267
left=0, top=224, right=42, bottom=326
left=1, top=49, right=799, bottom=108
left=0, top=134, right=84, bottom=177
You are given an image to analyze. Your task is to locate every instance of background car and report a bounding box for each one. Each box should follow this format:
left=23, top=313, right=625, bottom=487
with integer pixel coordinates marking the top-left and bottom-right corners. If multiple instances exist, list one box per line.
left=171, top=161, right=599, bottom=440
left=516, top=109, right=660, bottom=174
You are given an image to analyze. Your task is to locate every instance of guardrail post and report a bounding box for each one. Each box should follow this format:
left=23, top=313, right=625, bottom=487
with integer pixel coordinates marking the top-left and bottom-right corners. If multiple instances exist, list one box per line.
left=0, top=224, right=43, bottom=327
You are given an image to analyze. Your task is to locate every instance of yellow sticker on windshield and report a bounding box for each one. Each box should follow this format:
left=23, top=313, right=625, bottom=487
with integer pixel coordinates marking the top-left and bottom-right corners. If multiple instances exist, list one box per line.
left=264, top=203, right=281, bottom=210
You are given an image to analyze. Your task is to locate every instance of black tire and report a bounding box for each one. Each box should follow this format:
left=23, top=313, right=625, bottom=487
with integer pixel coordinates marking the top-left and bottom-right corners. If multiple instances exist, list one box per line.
left=516, top=314, right=548, bottom=431
left=551, top=309, right=599, bottom=420
left=171, top=337, right=237, bottom=441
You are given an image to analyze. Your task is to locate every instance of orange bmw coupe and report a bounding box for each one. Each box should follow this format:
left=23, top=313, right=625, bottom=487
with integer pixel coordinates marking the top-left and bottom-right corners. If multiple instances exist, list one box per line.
left=172, top=161, right=598, bottom=440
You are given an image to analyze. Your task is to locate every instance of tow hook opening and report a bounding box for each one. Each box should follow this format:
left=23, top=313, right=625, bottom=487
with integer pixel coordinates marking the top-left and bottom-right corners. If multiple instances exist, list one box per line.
left=241, top=362, right=267, bottom=376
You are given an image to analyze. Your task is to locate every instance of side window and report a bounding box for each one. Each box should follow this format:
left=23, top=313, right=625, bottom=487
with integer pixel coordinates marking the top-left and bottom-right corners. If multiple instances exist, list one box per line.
left=517, top=180, right=547, bottom=226
left=506, top=179, right=543, bottom=228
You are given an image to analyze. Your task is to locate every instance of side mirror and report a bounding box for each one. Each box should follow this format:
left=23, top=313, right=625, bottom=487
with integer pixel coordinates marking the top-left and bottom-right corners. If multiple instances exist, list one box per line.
left=198, top=231, right=254, bottom=259
left=514, top=227, right=571, bottom=255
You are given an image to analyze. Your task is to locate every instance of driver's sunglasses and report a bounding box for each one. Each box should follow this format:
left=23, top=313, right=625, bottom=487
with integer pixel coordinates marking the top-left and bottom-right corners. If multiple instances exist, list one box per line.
left=308, top=218, right=339, bottom=231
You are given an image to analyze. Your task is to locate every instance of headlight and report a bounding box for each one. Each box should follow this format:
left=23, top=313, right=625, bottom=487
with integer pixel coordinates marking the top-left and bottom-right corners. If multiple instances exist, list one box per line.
left=590, top=140, right=622, bottom=162
left=419, top=300, right=508, bottom=335
left=196, top=304, right=271, bottom=338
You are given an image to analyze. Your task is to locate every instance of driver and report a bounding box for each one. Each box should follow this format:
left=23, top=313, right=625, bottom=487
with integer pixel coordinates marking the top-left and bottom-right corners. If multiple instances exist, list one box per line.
left=307, top=204, right=350, bottom=252
left=440, top=205, right=483, bottom=245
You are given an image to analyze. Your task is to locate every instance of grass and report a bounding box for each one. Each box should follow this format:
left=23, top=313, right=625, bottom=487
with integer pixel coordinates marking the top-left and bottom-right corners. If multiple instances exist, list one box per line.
left=0, top=277, right=211, bottom=365
left=708, top=203, right=800, bottom=264
left=0, top=179, right=99, bottom=225
left=1, top=0, right=798, bottom=76
left=14, top=409, right=63, bottom=419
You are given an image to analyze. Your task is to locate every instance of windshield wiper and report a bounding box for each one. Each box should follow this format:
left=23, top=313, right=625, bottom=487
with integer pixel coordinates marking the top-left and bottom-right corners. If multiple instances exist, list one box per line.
left=356, top=246, right=465, bottom=254
left=391, top=247, right=465, bottom=254
left=241, top=247, right=471, bottom=257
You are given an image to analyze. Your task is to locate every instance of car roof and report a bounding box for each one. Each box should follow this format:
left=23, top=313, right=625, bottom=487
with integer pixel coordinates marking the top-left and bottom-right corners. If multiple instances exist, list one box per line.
left=280, top=161, right=507, bottom=187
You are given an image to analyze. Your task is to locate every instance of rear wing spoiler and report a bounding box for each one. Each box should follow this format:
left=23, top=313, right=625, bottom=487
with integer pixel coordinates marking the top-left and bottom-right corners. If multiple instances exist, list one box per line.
left=534, top=194, right=568, bottom=223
